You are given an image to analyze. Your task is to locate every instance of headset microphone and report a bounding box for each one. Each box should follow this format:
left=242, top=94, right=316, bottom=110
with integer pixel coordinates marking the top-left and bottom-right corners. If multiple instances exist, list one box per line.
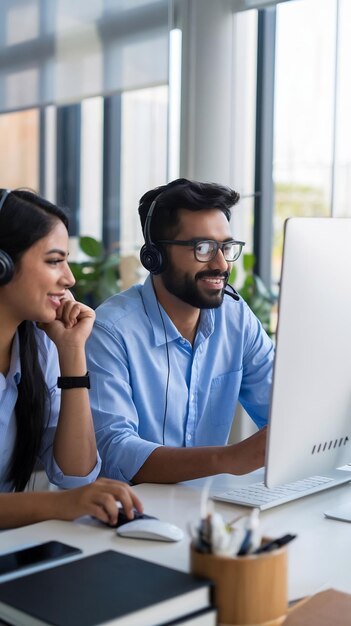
left=0, top=189, right=15, bottom=286
left=139, top=192, right=167, bottom=275
left=224, top=284, right=240, bottom=301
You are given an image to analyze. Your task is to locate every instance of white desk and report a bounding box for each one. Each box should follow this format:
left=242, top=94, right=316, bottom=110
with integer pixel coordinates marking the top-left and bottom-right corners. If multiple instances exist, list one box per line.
left=1, top=470, right=351, bottom=608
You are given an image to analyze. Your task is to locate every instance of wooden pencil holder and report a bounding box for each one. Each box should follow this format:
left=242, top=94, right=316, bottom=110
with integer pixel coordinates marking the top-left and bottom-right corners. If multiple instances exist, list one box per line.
left=190, top=542, right=288, bottom=626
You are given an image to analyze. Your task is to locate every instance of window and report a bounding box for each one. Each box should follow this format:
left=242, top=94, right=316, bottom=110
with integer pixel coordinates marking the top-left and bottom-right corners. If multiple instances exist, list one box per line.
left=272, top=0, right=337, bottom=283
left=0, top=0, right=170, bottom=285
left=0, top=108, right=39, bottom=190
left=231, top=9, right=258, bottom=254
left=333, top=0, right=351, bottom=218
left=120, top=86, right=168, bottom=258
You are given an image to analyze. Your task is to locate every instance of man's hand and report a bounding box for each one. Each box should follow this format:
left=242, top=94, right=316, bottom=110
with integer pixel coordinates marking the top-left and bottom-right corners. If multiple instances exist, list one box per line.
left=224, top=426, right=267, bottom=475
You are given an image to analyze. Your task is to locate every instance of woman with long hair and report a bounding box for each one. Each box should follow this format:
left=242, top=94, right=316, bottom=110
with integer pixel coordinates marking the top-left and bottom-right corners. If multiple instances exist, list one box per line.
left=0, top=188, right=142, bottom=528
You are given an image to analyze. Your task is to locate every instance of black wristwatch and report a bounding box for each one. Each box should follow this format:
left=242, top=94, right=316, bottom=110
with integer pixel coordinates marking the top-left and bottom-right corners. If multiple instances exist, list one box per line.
left=57, top=372, right=90, bottom=389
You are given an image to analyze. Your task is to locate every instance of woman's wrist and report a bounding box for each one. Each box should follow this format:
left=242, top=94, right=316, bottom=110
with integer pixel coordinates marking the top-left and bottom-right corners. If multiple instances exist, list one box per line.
left=58, top=348, right=87, bottom=377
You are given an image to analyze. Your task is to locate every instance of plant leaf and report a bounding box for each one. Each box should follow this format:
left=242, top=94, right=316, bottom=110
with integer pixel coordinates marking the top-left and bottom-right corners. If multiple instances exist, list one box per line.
left=79, top=236, right=103, bottom=258
left=243, top=253, right=255, bottom=272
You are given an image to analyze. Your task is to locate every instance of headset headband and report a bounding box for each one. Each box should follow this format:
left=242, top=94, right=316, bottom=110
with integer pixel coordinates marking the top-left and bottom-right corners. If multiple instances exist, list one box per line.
left=0, top=189, right=11, bottom=213
left=0, top=189, right=14, bottom=285
left=142, top=191, right=164, bottom=246
left=139, top=191, right=166, bottom=275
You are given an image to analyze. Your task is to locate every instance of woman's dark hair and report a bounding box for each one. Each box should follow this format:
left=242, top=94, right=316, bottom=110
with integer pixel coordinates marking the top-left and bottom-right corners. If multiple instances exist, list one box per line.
left=0, top=189, right=69, bottom=491
left=138, top=178, right=240, bottom=241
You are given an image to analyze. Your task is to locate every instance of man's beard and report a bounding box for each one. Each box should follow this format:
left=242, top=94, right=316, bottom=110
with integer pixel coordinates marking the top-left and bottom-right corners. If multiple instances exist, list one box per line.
left=161, top=264, right=229, bottom=309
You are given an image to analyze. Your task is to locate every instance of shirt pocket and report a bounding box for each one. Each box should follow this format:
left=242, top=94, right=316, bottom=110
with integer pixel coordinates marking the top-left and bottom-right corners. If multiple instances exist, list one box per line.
left=209, top=368, right=243, bottom=426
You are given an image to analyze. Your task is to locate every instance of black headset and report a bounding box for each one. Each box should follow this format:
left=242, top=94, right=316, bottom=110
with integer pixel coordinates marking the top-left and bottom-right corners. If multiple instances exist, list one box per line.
left=139, top=192, right=167, bottom=275
left=0, top=189, right=14, bottom=286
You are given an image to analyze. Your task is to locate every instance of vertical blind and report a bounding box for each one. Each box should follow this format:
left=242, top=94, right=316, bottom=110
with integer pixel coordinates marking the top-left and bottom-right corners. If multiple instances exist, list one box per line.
left=0, top=0, right=169, bottom=113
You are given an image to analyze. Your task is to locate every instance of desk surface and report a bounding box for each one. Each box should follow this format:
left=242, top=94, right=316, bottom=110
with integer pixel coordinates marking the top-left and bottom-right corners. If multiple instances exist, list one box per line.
left=1, top=470, right=351, bottom=605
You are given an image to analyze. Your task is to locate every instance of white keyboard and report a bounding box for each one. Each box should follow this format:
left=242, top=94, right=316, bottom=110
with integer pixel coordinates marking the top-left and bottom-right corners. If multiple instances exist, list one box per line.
left=213, top=474, right=351, bottom=511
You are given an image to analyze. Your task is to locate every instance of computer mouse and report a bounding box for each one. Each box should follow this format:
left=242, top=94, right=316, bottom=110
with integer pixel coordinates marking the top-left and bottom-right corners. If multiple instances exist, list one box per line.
left=116, top=518, right=184, bottom=542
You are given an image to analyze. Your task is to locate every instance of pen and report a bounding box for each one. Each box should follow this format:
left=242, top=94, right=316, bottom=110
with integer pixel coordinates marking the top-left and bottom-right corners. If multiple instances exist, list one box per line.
left=236, top=509, right=261, bottom=556
left=253, top=533, right=297, bottom=554
left=236, top=528, right=252, bottom=556
left=196, top=515, right=212, bottom=553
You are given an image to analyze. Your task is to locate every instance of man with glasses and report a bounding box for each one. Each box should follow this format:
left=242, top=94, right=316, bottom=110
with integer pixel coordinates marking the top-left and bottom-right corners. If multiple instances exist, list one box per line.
left=87, top=179, right=274, bottom=483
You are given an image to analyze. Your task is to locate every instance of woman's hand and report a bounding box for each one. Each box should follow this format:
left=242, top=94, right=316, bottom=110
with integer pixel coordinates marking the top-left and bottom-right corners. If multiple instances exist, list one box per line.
left=39, top=291, right=95, bottom=350
left=58, top=479, right=143, bottom=526
left=0, top=479, right=143, bottom=529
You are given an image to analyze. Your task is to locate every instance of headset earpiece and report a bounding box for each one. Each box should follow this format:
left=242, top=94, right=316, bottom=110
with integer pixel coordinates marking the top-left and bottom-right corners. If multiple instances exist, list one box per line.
left=0, top=189, right=15, bottom=285
left=140, top=242, right=166, bottom=275
left=139, top=192, right=167, bottom=275
left=0, top=250, right=14, bottom=285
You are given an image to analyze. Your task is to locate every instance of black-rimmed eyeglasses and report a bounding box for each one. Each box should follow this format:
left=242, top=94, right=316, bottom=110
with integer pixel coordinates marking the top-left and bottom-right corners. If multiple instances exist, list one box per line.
left=157, top=239, right=245, bottom=263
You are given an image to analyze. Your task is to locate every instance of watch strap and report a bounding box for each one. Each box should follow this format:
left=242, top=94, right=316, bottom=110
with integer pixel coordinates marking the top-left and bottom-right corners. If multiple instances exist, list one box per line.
left=57, top=372, right=90, bottom=389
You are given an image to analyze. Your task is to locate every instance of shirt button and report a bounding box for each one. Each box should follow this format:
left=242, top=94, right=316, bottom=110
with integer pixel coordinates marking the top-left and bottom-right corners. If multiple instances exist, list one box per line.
left=187, top=434, right=192, bottom=441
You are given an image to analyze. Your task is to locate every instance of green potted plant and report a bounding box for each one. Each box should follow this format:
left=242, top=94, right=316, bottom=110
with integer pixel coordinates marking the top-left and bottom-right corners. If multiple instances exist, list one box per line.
left=69, top=236, right=120, bottom=309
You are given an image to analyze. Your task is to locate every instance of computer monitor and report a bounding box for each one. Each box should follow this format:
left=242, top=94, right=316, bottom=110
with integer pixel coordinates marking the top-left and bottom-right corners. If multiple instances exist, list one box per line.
left=265, top=217, right=351, bottom=488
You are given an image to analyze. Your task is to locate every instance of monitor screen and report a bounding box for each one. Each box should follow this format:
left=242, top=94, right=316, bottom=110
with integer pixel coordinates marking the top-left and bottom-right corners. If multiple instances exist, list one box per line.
left=265, top=217, right=351, bottom=488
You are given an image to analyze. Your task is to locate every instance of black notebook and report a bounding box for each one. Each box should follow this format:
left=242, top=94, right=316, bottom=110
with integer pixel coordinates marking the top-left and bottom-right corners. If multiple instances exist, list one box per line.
left=164, top=607, right=217, bottom=625
left=0, top=550, right=212, bottom=626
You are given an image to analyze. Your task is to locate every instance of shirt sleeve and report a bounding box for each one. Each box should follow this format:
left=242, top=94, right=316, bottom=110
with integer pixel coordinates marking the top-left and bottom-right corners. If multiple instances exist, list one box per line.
left=238, top=303, right=275, bottom=429
left=37, top=331, right=101, bottom=488
left=87, top=322, right=161, bottom=483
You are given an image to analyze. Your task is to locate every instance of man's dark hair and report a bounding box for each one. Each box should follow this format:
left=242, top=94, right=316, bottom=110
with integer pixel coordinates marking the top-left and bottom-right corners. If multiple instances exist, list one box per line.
left=138, top=178, right=240, bottom=242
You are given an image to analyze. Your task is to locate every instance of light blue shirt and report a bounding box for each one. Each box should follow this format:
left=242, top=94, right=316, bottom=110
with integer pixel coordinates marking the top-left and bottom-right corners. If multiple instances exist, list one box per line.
left=87, top=276, right=274, bottom=483
left=0, top=327, right=101, bottom=492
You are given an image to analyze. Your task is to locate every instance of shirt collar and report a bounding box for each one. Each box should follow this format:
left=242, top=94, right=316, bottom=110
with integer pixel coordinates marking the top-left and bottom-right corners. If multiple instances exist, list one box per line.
left=9, top=332, right=21, bottom=384
left=197, top=309, right=214, bottom=341
left=0, top=332, right=21, bottom=392
left=141, top=275, right=215, bottom=347
left=141, top=276, right=180, bottom=346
